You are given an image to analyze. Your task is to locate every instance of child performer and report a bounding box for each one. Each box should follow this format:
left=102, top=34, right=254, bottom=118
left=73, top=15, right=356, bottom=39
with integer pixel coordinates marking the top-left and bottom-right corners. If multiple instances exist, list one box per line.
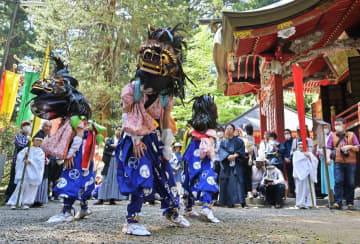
left=182, top=95, right=220, bottom=223
left=7, top=132, right=45, bottom=209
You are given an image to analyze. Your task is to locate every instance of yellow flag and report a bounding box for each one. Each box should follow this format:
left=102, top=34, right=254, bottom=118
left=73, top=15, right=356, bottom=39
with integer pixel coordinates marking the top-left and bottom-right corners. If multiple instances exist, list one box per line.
left=0, top=71, right=21, bottom=126
left=40, top=44, right=50, bottom=80
left=32, top=44, right=51, bottom=137
left=0, top=71, right=20, bottom=127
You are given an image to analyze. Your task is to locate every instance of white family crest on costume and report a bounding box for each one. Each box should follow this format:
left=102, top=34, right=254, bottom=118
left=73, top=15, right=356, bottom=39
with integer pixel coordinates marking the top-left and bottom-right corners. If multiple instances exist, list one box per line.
left=56, top=178, right=67, bottom=188
left=143, top=188, right=152, bottom=196
left=170, top=186, right=178, bottom=196
left=201, top=170, right=209, bottom=179
left=193, top=161, right=201, bottom=170
left=128, top=157, right=139, bottom=169
left=58, top=193, right=68, bottom=198
left=84, top=176, right=94, bottom=192
left=181, top=174, right=186, bottom=183
left=140, top=165, right=150, bottom=178
left=193, top=149, right=200, bottom=157
left=69, top=169, right=80, bottom=180
left=207, top=176, right=216, bottom=185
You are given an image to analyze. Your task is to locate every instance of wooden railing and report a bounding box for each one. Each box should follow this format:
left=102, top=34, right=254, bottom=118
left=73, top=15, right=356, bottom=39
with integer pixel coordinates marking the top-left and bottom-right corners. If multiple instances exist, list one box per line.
left=332, top=102, right=360, bottom=131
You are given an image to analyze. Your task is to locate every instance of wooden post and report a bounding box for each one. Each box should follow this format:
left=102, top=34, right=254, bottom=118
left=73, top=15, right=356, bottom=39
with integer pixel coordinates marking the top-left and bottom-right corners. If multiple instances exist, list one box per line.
left=274, top=72, right=285, bottom=141
left=0, top=154, right=6, bottom=187
left=16, top=121, right=35, bottom=208
left=330, top=106, right=336, bottom=131
left=322, top=144, right=334, bottom=207
left=259, top=95, right=267, bottom=139
left=357, top=102, right=360, bottom=136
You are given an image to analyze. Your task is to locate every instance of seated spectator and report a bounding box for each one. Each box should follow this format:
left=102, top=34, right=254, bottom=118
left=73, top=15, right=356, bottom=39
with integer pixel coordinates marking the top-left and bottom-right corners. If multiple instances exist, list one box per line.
left=265, top=132, right=283, bottom=172
left=259, top=163, right=286, bottom=208
left=293, top=141, right=318, bottom=209
left=251, top=158, right=266, bottom=198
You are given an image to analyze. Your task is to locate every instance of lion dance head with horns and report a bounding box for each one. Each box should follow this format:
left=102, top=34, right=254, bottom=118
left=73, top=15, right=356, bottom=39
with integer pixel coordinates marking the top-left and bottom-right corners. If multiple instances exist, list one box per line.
left=135, top=24, right=193, bottom=101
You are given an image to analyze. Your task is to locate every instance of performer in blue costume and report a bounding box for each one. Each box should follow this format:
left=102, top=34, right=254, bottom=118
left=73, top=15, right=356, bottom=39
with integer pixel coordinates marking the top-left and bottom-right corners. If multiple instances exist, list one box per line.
left=117, top=24, right=192, bottom=236
left=182, top=95, right=220, bottom=223
left=29, top=57, right=105, bottom=223
left=46, top=118, right=105, bottom=223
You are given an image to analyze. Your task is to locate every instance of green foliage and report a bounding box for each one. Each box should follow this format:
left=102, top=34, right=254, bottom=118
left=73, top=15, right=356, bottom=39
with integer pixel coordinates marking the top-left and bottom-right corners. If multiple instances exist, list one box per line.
left=26, top=0, right=200, bottom=126
left=174, top=26, right=256, bottom=131
left=0, top=1, right=41, bottom=70
left=0, top=115, right=18, bottom=159
left=227, top=0, right=281, bottom=11
left=284, top=92, right=319, bottom=116
left=0, top=115, right=17, bottom=197
left=22, top=0, right=315, bottom=137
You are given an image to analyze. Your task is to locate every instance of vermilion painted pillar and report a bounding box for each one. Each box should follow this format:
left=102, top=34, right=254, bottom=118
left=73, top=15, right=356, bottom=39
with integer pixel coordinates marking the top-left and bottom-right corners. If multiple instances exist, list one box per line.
left=274, top=73, right=285, bottom=142
left=259, top=94, right=267, bottom=139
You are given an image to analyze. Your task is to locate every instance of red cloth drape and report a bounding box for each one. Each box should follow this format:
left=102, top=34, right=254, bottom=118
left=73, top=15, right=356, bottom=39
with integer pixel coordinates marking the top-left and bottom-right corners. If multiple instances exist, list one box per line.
left=292, top=64, right=307, bottom=152
left=81, top=124, right=98, bottom=170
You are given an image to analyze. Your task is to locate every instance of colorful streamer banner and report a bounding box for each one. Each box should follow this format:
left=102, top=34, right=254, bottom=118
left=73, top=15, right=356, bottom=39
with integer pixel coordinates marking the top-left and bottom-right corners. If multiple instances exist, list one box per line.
left=0, top=71, right=21, bottom=126
left=0, top=72, right=6, bottom=110
left=292, top=64, right=307, bottom=152
left=32, top=44, right=51, bottom=137
left=16, top=72, right=40, bottom=126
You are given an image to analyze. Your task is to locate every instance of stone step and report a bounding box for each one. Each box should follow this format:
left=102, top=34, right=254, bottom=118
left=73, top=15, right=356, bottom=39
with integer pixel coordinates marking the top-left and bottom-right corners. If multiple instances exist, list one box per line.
left=246, top=197, right=360, bottom=209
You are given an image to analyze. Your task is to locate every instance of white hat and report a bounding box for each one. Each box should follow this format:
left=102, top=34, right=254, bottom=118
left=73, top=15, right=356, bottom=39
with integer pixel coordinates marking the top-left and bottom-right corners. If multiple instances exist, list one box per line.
left=173, top=142, right=182, bottom=148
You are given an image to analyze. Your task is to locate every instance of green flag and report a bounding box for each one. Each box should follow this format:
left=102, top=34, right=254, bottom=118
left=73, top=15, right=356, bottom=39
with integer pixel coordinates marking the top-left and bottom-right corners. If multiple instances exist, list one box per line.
left=16, top=72, right=40, bottom=127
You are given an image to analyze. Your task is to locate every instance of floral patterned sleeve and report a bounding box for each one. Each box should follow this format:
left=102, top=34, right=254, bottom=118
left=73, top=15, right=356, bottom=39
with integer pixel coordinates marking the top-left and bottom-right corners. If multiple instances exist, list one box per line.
left=121, top=82, right=136, bottom=113
left=121, top=82, right=157, bottom=136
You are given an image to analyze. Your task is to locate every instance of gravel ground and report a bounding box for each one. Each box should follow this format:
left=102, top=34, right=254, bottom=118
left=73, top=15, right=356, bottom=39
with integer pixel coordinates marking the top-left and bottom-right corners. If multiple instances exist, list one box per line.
left=1, top=200, right=360, bottom=244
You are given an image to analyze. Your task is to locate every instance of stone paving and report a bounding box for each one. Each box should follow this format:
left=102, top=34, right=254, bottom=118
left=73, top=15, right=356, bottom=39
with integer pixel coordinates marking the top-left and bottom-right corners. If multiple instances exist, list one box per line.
left=1, top=200, right=360, bottom=243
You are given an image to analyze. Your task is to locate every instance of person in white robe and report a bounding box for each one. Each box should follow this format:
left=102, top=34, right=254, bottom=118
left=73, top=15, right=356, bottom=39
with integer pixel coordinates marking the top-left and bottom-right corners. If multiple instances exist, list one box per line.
left=7, top=136, right=45, bottom=209
left=293, top=141, right=318, bottom=209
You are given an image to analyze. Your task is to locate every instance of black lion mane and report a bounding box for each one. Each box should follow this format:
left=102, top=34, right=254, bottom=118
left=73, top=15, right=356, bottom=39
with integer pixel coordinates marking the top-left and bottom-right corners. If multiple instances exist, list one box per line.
left=188, top=94, right=218, bottom=133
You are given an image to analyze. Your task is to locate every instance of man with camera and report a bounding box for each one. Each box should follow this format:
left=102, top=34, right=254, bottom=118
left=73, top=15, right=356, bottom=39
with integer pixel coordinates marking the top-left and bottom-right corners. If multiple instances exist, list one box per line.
left=259, top=163, right=286, bottom=208
left=326, top=118, right=360, bottom=210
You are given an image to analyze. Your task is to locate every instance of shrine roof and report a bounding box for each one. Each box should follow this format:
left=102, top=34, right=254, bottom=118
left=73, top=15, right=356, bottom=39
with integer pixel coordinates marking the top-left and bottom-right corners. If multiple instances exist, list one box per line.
left=212, top=0, right=360, bottom=95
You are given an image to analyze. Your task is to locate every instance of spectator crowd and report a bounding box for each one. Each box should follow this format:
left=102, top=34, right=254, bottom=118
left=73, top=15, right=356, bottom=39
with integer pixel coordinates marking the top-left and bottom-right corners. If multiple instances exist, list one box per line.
left=3, top=117, right=360, bottom=211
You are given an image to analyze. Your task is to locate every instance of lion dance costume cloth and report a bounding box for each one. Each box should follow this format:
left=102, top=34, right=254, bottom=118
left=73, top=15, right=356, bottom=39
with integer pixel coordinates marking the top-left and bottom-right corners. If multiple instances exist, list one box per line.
left=116, top=24, right=192, bottom=236
left=30, top=57, right=106, bottom=224
left=182, top=95, right=220, bottom=223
